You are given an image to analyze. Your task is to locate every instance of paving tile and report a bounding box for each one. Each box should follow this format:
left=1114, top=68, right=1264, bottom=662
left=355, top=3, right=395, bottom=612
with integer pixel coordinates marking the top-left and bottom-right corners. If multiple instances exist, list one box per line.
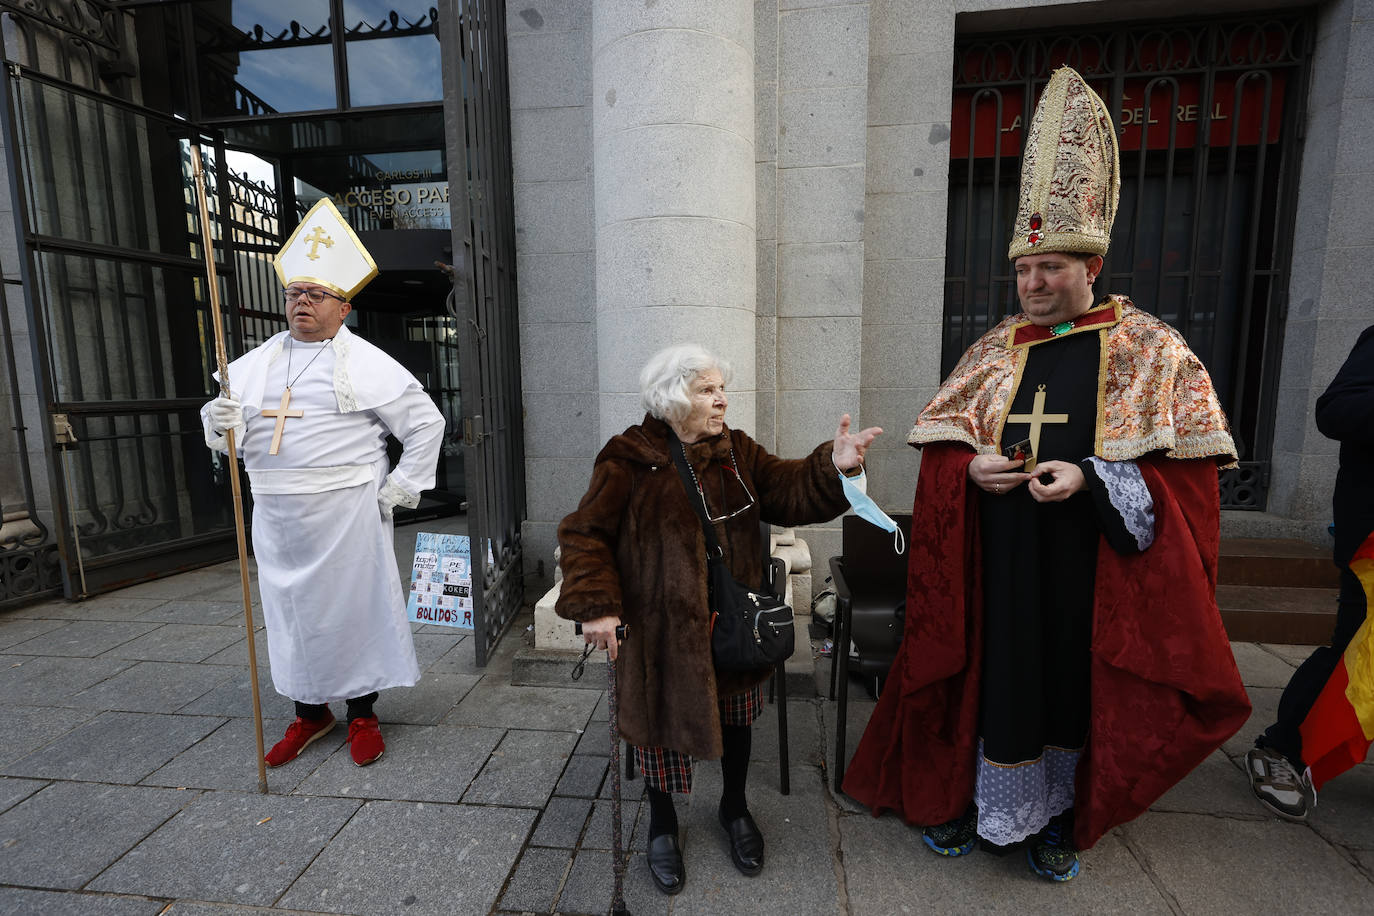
left=158, top=905, right=317, bottom=915
left=294, top=723, right=503, bottom=802
left=0, top=617, right=67, bottom=649
left=160, top=905, right=324, bottom=916
left=32, top=597, right=173, bottom=622
left=1233, top=642, right=1303, bottom=688
left=215, top=605, right=266, bottom=629
left=89, top=791, right=363, bottom=906
left=0, top=776, right=46, bottom=814
left=67, top=661, right=235, bottom=713
left=0, top=655, right=134, bottom=705
left=134, top=599, right=250, bottom=625
left=101, top=623, right=244, bottom=663
left=1152, top=749, right=1272, bottom=819
left=498, top=846, right=572, bottom=912
left=1260, top=642, right=1316, bottom=667
left=841, top=811, right=1168, bottom=915
left=428, top=637, right=480, bottom=676
left=1124, top=812, right=1373, bottom=912
left=463, top=729, right=580, bottom=807
left=115, top=572, right=235, bottom=601
left=1223, top=686, right=1281, bottom=758
left=753, top=696, right=824, bottom=767
left=558, top=848, right=664, bottom=916
left=530, top=795, right=593, bottom=848
left=411, top=632, right=464, bottom=671
left=0, top=782, right=193, bottom=889
left=582, top=798, right=643, bottom=852
left=575, top=718, right=615, bottom=756
left=2, top=711, right=224, bottom=782
left=200, top=634, right=270, bottom=668
left=557, top=753, right=608, bottom=798
left=0, top=888, right=165, bottom=915
left=277, top=800, right=534, bottom=915
left=5, top=620, right=160, bottom=657
left=382, top=672, right=482, bottom=725
left=1308, top=760, right=1374, bottom=848
left=142, top=717, right=317, bottom=795
left=1, top=705, right=98, bottom=766
left=444, top=683, right=600, bottom=731
left=175, top=667, right=296, bottom=720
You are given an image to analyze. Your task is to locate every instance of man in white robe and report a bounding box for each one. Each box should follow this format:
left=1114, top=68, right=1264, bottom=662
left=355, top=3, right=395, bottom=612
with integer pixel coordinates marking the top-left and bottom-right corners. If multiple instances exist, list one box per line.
left=202, top=200, right=444, bottom=767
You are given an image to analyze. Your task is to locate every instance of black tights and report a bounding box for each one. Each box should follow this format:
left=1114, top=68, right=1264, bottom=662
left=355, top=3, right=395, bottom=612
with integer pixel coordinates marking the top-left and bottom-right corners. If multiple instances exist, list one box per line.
left=295, top=692, right=378, bottom=723
left=646, top=723, right=752, bottom=839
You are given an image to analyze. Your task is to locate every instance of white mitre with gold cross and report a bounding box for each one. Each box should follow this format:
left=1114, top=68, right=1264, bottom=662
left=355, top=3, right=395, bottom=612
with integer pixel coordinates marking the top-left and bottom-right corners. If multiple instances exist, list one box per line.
left=273, top=198, right=378, bottom=300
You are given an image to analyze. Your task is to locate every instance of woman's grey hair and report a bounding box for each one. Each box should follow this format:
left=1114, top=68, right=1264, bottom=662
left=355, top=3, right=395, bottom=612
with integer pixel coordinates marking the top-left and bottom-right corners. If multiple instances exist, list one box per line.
left=639, top=344, right=733, bottom=423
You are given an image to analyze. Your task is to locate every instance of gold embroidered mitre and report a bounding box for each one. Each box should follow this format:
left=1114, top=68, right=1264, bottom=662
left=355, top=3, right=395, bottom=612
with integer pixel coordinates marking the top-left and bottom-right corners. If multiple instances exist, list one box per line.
left=273, top=198, right=379, bottom=300
left=1007, top=66, right=1120, bottom=261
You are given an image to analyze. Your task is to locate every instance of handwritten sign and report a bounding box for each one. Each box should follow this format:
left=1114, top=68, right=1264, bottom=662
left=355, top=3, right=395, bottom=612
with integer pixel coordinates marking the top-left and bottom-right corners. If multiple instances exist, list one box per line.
left=406, top=532, right=474, bottom=630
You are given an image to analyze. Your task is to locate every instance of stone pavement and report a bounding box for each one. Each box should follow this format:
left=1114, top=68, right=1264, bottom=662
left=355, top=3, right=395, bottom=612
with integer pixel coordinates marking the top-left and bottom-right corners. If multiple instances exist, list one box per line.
left=1, top=538, right=1373, bottom=914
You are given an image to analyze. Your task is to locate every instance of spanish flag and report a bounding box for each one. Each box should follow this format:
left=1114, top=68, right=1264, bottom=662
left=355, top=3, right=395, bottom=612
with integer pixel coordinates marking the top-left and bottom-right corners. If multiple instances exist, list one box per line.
left=1298, top=531, right=1374, bottom=791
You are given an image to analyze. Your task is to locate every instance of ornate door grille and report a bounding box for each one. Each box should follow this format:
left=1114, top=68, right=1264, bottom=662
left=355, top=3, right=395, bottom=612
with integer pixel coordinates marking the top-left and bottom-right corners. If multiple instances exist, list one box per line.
left=945, top=15, right=1312, bottom=509
left=440, top=0, right=524, bottom=666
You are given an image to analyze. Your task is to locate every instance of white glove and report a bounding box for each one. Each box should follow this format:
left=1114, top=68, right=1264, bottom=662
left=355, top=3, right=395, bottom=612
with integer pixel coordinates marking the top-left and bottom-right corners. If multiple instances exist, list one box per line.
left=378, top=473, right=419, bottom=520
left=207, top=396, right=245, bottom=436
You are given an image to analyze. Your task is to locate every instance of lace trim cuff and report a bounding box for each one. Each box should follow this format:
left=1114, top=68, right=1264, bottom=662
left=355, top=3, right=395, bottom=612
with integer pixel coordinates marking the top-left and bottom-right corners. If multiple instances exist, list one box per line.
left=1084, top=457, right=1154, bottom=550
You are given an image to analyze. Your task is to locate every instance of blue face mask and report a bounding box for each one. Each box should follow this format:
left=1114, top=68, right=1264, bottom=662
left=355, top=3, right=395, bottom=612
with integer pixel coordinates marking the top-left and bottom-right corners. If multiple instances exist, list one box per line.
left=840, top=471, right=906, bottom=554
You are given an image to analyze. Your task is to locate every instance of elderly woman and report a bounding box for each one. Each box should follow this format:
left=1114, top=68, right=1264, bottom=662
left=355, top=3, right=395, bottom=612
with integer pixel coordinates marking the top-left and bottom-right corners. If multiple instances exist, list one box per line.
left=556, top=344, right=879, bottom=895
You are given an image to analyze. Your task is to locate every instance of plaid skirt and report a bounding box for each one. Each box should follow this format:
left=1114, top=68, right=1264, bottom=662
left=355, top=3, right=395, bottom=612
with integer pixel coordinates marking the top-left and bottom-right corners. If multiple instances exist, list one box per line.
left=634, top=684, right=764, bottom=794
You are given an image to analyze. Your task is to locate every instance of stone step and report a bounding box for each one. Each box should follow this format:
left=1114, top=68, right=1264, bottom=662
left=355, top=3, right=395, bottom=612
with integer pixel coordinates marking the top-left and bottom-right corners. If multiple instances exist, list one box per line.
left=1217, top=583, right=1339, bottom=645
left=1218, top=538, right=1338, bottom=588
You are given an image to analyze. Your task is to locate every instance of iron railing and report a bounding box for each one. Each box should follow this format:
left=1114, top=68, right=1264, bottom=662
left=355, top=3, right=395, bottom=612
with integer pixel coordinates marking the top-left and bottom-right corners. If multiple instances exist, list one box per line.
left=946, top=15, right=1313, bottom=509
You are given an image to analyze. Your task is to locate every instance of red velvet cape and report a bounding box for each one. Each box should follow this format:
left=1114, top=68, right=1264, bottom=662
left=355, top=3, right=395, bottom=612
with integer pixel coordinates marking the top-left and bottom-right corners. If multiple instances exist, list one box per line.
left=841, top=443, right=1251, bottom=849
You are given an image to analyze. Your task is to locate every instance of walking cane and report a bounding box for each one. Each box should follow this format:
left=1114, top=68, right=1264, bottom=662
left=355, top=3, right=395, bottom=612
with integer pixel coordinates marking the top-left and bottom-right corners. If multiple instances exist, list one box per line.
left=189, top=143, right=269, bottom=794
left=575, top=623, right=631, bottom=916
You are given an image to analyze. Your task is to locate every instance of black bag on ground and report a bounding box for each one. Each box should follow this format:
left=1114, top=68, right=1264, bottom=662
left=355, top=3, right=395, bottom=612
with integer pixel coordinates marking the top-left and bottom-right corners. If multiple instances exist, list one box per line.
left=668, top=433, right=795, bottom=671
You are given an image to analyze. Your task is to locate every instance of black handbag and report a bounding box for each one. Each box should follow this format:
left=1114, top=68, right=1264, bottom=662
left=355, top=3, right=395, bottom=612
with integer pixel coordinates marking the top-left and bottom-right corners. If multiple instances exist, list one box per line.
left=669, top=434, right=795, bottom=670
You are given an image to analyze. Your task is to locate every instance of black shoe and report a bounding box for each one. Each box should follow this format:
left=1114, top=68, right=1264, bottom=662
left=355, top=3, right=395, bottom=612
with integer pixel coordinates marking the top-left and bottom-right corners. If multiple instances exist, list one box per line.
left=646, top=833, right=684, bottom=895
left=718, top=807, right=764, bottom=876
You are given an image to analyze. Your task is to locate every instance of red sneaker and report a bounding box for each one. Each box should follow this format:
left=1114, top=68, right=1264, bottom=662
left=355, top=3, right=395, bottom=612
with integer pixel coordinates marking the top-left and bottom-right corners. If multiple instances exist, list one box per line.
left=348, top=715, right=385, bottom=766
left=265, top=713, right=336, bottom=767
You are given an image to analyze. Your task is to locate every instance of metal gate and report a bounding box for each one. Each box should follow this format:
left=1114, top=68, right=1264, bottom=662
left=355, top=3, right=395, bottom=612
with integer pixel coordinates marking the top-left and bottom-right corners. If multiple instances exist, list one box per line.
left=439, top=0, right=525, bottom=665
left=945, top=14, right=1312, bottom=509
left=0, top=0, right=244, bottom=598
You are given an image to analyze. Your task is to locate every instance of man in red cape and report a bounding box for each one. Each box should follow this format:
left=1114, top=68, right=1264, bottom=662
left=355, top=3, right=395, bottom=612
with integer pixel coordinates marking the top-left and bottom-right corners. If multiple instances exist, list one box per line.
left=842, top=67, right=1250, bottom=882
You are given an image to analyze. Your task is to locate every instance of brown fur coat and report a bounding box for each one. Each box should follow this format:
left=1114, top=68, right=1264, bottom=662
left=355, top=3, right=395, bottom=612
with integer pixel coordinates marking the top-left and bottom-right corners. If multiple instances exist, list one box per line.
left=556, top=414, right=848, bottom=760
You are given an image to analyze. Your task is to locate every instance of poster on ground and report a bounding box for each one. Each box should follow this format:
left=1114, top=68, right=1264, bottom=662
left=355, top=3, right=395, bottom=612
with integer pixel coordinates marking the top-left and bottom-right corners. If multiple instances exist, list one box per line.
left=406, top=532, right=474, bottom=630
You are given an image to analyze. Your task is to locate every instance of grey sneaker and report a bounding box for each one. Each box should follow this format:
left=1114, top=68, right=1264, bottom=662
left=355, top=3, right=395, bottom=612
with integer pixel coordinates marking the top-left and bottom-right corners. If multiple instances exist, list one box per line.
left=1245, top=745, right=1313, bottom=822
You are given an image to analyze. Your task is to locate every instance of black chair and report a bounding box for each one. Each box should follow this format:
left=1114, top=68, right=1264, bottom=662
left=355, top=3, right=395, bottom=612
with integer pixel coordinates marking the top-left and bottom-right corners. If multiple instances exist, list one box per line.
left=828, top=513, right=911, bottom=791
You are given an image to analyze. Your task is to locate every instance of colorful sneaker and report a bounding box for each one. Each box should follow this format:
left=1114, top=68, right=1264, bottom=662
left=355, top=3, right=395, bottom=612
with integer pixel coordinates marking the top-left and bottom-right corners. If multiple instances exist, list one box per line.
left=922, top=808, right=978, bottom=857
left=348, top=715, right=385, bottom=766
left=1027, top=817, right=1080, bottom=882
left=265, top=713, right=336, bottom=767
left=1246, top=745, right=1312, bottom=822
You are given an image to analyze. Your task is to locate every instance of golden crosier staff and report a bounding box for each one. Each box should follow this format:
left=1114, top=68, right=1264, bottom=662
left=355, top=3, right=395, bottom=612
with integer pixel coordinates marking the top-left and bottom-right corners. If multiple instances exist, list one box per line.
left=189, top=143, right=269, bottom=795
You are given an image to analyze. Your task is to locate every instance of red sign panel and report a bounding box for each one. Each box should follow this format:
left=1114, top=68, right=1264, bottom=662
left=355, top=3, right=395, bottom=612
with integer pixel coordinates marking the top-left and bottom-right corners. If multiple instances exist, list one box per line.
left=951, top=71, right=1287, bottom=160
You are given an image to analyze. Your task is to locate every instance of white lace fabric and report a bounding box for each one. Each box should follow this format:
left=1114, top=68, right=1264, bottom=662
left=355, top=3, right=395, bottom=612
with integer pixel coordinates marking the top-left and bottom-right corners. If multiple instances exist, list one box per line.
left=974, top=740, right=1081, bottom=846
left=1086, top=456, right=1154, bottom=550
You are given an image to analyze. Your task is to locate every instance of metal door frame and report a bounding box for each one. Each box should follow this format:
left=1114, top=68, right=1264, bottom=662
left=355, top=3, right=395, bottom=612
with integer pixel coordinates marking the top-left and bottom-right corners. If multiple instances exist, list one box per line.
left=439, top=0, right=525, bottom=666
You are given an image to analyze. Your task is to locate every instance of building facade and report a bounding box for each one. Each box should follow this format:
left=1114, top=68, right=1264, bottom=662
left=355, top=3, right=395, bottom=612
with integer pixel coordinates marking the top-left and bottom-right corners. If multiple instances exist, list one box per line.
left=0, top=0, right=1366, bottom=624
left=511, top=0, right=1371, bottom=594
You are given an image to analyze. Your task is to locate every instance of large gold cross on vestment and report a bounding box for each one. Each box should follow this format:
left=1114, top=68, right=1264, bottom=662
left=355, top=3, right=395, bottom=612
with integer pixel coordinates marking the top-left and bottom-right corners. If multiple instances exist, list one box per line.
left=304, top=226, right=334, bottom=260
left=260, top=388, right=304, bottom=455
left=1006, top=384, right=1068, bottom=468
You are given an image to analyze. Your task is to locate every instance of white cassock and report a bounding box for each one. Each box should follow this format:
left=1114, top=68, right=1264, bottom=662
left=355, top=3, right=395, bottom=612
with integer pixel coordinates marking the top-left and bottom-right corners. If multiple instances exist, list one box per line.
left=202, top=325, right=445, bottom=704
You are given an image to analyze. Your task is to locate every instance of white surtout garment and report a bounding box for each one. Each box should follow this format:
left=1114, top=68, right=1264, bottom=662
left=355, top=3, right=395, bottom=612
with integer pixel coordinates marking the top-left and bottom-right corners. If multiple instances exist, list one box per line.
left=202, top=325, right=444, bottom=704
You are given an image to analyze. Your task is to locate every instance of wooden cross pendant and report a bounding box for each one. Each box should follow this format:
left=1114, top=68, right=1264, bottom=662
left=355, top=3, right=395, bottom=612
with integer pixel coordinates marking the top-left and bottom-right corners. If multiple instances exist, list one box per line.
left=1005, top=384, right=1068, bottom=469
left=261, top=388, right=305, bottom=456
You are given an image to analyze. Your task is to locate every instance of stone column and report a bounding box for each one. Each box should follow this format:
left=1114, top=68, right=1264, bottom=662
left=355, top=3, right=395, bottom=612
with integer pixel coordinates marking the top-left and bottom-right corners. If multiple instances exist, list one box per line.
left=592, top=0, right=757, bottom=439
